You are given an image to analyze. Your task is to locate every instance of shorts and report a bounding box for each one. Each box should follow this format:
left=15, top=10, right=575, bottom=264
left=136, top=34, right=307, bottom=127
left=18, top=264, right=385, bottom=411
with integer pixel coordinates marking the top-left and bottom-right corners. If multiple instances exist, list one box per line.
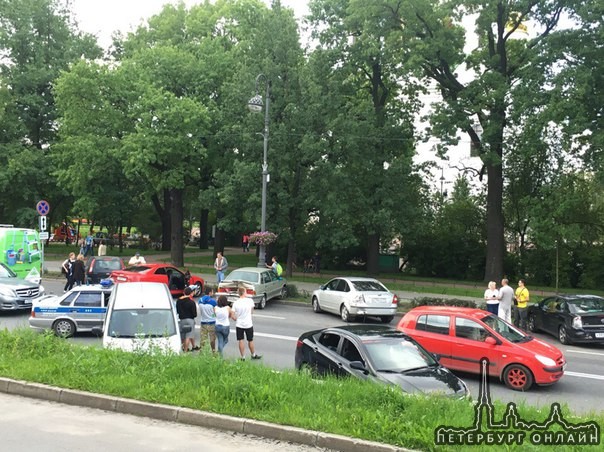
left=180, top=318, right=195, bottom=340
left=236, top=326, right=254, bottom=341
left=200, top=323, right=216, bottom=343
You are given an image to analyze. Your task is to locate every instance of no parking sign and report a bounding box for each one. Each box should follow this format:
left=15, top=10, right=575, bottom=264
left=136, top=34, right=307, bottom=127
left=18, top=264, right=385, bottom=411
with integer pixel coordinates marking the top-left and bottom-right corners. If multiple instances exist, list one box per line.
left=36, top=200, right=50, bottom=216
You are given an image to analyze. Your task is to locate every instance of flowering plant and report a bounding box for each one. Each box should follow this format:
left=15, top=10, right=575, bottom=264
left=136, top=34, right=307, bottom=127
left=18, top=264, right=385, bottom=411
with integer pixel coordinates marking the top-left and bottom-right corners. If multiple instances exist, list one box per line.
left=249, top=231, right=278, bottom=245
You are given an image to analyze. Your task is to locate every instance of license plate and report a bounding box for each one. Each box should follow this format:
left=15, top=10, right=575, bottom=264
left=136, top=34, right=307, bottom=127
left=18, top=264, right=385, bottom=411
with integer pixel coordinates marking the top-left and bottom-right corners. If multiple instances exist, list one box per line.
left=595, top=333, right=604, bottom=338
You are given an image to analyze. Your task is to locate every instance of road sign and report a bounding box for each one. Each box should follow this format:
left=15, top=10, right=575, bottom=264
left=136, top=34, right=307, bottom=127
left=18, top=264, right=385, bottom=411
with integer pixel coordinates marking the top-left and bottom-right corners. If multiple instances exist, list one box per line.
left=36, top=200, right=50, bottom=216
left=39, top=231, right=49, bottom=240
left=39, top=215, right=47, bottom=231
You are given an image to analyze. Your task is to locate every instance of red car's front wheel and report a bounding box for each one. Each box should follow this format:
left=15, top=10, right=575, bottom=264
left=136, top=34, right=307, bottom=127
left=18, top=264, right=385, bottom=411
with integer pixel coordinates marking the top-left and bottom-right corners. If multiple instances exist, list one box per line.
left=503, top=364, right=534, bottom=391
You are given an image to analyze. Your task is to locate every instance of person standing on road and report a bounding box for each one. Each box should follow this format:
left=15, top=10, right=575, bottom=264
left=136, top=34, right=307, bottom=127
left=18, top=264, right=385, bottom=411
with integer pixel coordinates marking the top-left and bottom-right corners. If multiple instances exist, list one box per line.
left=214, top=295, right=236, bottom=357
left=483, top=281, right=499, bottom=315
left=233, top=286, right=261, bottom=361
left=242, top=234, right=250, bottom=253
left=72, top=253, right=86, bottom=286
left=498, top=279, right=514, bottom=323
left=214, top=252, right=228, bottom=283
left=313, top=251, right=321, bottom=274
left=98, top=240, right=107, bottom=257
left=84, top=233, right=94, bottom=257
left=177, top=287, right=198, bottom=352
left=199, top=287, right=217, bottom=353
left=515, top=280, right=530, bottom=330
left=62, top=252, right=76, bottom=292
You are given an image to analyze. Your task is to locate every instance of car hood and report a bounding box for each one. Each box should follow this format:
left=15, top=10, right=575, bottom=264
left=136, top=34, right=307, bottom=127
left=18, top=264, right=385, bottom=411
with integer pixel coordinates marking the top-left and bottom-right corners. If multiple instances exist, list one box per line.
left=378, top=366, right=467, bottom=397
left=514, top=335, right=563, bottom=358
left=0, top=278, right=39, bottom=289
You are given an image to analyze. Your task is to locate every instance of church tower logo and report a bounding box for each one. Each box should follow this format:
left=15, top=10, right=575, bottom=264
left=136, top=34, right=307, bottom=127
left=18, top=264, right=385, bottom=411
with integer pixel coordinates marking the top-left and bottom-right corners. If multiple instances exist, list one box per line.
left=434, top=358, right=600, bottom=446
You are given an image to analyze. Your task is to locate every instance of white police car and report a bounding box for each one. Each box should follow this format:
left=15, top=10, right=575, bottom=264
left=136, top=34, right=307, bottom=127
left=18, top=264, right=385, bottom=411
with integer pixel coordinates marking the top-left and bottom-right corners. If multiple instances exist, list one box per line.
left=29, top=283, right=114, bottom=337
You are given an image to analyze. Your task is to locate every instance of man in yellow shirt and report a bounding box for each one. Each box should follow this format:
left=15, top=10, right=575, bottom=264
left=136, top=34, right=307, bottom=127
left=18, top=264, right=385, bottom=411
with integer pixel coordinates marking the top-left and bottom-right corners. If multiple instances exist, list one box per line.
left=514, top=279, right=530, bottom=330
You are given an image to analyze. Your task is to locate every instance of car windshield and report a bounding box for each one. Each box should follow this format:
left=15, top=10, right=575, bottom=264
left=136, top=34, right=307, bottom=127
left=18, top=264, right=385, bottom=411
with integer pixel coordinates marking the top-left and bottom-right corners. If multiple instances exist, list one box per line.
left=364, top=337, right=437, bottom=372
left=95, top=259, right=122, bottom=271
left=481, top=314, right=528, bottom=342
left=0, top=263, right=17, bottom=278
left=568, top=298, right=604, bottom=314
left=351, top=280, right=387, bottom=292
left=225, top=271, right=259, bottom=284
left=107, top=309, right=176, bottom=338
left=123, top=265, right=149, bottom=272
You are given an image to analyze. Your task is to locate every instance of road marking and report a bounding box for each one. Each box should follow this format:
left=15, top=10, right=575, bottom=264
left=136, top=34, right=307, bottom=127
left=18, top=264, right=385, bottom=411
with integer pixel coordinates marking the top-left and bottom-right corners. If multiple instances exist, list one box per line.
left=564, top=349, right=604, bottom=357
left=254, top=314, right=286, bottom=320
left=255, top=332, right=298, bottom=342
left=565, top=371, right=604, bottom=381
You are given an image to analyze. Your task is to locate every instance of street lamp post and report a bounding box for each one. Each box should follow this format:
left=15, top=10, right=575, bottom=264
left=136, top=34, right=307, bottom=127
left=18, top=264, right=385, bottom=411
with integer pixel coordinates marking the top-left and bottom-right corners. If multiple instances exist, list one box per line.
left=248, top=74, right=271, bottom=268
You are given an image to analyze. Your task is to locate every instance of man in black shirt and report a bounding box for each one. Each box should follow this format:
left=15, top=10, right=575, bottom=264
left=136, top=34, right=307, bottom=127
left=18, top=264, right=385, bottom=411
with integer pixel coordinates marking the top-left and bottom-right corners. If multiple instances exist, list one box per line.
left=176, top=287, right=198, bottom=352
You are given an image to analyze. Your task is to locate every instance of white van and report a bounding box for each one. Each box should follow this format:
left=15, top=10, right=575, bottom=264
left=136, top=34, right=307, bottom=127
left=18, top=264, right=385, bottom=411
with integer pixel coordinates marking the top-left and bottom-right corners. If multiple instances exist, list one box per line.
left=94, top=282, right=186, bottom=354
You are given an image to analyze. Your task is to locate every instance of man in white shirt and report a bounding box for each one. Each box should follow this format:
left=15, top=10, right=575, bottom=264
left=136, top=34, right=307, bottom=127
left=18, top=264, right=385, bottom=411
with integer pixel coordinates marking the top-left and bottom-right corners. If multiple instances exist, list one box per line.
left=128, top=252, right=146, bottom=266
left=498, top=278, right=515, bottom=323
left=232, top=286, right=261, bottom=361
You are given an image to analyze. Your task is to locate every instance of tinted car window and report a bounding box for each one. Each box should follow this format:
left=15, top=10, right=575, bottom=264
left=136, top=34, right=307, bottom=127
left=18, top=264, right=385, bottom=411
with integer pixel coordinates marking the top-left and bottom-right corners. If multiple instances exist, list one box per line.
left=416, top=314, right=450, bottom=335
left=365, top=338, right=437, bottom=371
left=60, top=292, right=79, bottom=306
left=351, top=280, right=387, bottom=292
left=568, top=297, right=604, bottom=313
left=95, top=259, right=123, bottom=271
left=481, top=314, right=527, bottom=343
left=336, top=279, right=349, bottom=292
left=126, top=266, right=151, bottom=273
left=108, top=309, right=176, bottom=338
left=455, top=317, right=488, bottom=341
left=318, top=332, right=340, bottom=351
left=340, top=338, right=363, bottom=363
left=226, top=271, right=260, bottom=283
left=261, top=272, right=270, bottom=284
left=74, top=292, right=102, bottom=307
left=544, top=298, right=561, bottom=312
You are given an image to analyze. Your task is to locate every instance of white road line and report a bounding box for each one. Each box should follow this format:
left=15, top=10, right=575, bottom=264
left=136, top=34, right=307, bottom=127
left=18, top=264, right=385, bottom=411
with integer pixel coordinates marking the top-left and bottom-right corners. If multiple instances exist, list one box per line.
left=253, top=314, right=287, bottom=320
left=254, top=332, right=298, bottom=342
left=564, top=349, right=604, bottom=357
left=565, top=371, right=604, bottom=381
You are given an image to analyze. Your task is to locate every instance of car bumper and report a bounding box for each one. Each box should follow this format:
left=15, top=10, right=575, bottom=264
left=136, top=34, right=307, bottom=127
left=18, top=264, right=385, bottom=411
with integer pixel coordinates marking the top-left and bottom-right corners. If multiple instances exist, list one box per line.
left=0, top=296, right=35, bottom=311
left=223, top=294, right=264, bottom=306
left=28, top=317, right=53, bottom=330
left=348, top=305, right=397, bottom=317
left=568, top=329, right=604, bottom=343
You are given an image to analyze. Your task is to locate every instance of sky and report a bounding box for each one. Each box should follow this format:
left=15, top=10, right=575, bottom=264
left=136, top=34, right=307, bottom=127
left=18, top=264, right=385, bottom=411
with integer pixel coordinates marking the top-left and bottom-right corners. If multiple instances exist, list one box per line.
left=71, top=0, right=309, bottom=49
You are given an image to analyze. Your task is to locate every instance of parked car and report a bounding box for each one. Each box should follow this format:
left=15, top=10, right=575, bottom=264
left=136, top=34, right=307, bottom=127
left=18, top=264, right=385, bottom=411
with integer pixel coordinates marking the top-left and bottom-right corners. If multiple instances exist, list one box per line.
left=216, top=267, right=286, bottom=309
left=110, top=263, right=203, bottom=298
left=92, top=282, right=189, bottom=354
left=92, top=232, right=115, bottom=246
left=29, top=284, right=114, bottom=337
left=528, top=295, right=604, bottom=345
left=397, top=306, right=566, bottom=391
left=295, top=325, right=469, bottom=398
left=311, top=277, right=398, bottom=323
left=0, top=262, right=45, bottom=311
left=85, top=256, right=125, bottom=284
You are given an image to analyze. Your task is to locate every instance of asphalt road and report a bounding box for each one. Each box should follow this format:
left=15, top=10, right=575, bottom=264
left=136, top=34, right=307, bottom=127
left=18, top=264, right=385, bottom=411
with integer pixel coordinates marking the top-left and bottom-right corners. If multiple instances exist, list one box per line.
left=0, top=392, right=331, bottom=452
left=2, top=278, right=604, bottom=417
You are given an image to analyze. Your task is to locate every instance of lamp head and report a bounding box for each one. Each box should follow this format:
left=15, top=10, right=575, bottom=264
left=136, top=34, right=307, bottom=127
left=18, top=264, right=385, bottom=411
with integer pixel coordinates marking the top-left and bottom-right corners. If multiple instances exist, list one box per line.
left=248, top=94, right=263, bottom=113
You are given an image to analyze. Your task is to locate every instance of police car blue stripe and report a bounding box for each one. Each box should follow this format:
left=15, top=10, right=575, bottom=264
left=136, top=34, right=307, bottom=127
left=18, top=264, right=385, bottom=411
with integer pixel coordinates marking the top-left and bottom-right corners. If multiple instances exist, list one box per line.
left=34, top=307, right=106, bottom=314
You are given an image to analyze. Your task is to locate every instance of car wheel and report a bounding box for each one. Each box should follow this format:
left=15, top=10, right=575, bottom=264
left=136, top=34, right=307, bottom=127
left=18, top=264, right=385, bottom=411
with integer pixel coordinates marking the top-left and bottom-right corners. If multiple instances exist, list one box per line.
left=558, top=325, right=572, bottom=345
left=279, top=286, right=287, bottom=299
left=528, top=314, right=539, bottom=333
left=503, top=364, right=534, bottom=391
left=53, top=319, right=76, bottom=338
left=380, top=316, right=394, bottom=324
left=257, top=294, right=267, bottom=310
left=299, top=362, right=317, bottom=376
left=340, top=305, right=352, bottom=322
left=312, top=296, right=322, bottom=313
left=193, top=281, right=203, bottom=297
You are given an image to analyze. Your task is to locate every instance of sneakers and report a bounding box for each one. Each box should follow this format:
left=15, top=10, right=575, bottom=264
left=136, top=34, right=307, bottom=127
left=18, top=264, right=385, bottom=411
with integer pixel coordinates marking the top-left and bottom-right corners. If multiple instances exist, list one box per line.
left=251, top=354, right=262, bottom=360
left=239, top=357, right=245, bottom=362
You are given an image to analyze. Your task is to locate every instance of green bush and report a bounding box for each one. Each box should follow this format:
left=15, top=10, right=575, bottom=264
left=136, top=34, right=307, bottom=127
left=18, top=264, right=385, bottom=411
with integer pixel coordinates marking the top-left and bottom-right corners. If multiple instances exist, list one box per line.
left=285, top=284, right=298, bottom=298
left=410, top=297, right=478, bottom=308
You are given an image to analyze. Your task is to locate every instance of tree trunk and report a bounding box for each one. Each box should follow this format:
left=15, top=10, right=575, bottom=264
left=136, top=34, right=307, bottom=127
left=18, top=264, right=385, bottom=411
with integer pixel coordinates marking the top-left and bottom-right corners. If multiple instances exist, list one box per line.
left=367, top=233, right=380, bottom=275
left=151, top=190, right=172, bottom=251
left=213, top=214, right=225, bottom=255
left=198, top=208, right=209, bottom=250
left=170, top=188, right=184, bottom=267
left=286, top=239, right=296, bottom=278
left=484, top=160, right=505, bottom=282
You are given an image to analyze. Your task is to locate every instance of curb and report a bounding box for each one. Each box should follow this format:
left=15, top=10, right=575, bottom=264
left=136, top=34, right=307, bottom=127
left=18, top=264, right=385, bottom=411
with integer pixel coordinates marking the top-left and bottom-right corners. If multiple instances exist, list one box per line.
left=0, top=377, right=411, bottom=452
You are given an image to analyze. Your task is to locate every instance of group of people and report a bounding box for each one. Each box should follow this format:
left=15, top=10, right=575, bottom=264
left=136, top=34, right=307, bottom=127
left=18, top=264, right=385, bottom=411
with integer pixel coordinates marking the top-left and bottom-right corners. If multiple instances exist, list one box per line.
left=483, top=278, right=530, bottom=330
left=61, top=252, right=87, bottom=291
left=176, top=285, right=262, bottom=361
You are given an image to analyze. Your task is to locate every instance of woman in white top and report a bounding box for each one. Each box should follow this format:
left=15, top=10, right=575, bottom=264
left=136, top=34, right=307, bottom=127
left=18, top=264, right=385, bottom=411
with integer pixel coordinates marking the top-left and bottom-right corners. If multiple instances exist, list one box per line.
left=214, top=295, right=236, bottom=357
left=484, top=281, right=499, bottom=316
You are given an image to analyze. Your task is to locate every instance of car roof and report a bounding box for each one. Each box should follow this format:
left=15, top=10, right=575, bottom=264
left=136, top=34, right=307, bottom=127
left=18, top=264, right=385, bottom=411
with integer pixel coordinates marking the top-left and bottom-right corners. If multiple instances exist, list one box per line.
left=326, top=324, right=409, bottom=339
left=229, top=267, right=269, bottom=273
left=553, top=294, right=604, bottom=301
left=112, top=282, right=172, bottom=309
left=330, top=276, right=382, bottom=283
left=409, top=305, right=488, bottom=320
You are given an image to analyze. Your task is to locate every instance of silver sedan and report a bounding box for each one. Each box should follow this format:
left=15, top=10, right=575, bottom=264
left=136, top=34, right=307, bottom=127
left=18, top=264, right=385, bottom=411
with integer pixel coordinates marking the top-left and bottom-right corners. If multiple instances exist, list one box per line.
left=311, top=277, right=398, bottom=323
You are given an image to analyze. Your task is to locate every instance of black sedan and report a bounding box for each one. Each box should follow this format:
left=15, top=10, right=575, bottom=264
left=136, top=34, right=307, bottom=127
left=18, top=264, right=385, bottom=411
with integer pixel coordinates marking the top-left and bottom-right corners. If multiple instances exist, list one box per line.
left=85, top=256, right=125, bottom=284
left=528, top=295, right=604, bottom=345
left=294, top=325, right=469, bottom=398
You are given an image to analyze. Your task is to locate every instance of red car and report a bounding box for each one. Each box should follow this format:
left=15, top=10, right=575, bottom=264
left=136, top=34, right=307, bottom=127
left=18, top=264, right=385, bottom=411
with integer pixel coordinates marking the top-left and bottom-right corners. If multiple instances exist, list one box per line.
left=397, top=306, right=566, bottom=391
left=110, top=264, right=203, bottom=297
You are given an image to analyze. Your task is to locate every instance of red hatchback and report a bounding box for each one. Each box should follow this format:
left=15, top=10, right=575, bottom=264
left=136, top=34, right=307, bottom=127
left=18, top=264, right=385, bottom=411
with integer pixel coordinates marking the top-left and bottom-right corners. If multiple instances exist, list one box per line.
left=397, top=306, right=566, bottom=391
left=110, top=264, right=203, bottom=298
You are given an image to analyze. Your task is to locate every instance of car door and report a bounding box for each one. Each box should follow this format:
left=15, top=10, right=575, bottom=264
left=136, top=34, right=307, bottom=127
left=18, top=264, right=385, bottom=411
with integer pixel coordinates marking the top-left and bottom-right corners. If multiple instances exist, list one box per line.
left=320, top=279, right=342, bottom=314
left=336, top=336, right=370, bottom=381
left=540, top=298, right=560, bottom=335
left=312, top=332, right=343, bottom=376
left=451, top=316, right=500, bottom=375
left=260, top=271, right=273, bottom=299
left=411, top=314, right=453, bottom=368
left=72, top=291, right=104, bottom=330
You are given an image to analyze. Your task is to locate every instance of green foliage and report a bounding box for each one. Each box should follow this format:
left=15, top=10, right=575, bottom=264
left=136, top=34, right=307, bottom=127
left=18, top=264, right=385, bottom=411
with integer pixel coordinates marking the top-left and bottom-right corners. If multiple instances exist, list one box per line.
left=410, top=297, right=478, bottom=309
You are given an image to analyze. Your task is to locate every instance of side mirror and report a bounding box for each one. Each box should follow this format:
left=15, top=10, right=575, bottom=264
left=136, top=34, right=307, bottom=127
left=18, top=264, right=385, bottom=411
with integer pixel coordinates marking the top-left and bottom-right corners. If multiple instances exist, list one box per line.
left=349, top=361, right=366, bottom=372
left=91, top=326, right=103, bottom=337
left=484, top=336, right=497, bottom=346
left=432, top=353, right=441, bottom=362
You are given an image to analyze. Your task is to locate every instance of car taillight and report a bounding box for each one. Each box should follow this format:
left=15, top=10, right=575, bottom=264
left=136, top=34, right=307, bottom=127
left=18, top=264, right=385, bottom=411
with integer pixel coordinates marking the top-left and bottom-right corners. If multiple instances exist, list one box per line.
left=88, top=259, right=95, bottom=273
left=296, top=339, right=303, bottom=348
left=217, top=287, right=226, bottom=293
left=246, top=288, right=256, bottom=296
left=30, top=308, right=35, bottom=318
left=392, top=294, right=399, bottom=305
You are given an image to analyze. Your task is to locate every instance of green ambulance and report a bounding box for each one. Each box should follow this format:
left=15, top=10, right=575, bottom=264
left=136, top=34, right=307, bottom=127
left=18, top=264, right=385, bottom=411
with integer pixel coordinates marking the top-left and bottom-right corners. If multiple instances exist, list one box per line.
left=0, top=225, right=43, bottom=283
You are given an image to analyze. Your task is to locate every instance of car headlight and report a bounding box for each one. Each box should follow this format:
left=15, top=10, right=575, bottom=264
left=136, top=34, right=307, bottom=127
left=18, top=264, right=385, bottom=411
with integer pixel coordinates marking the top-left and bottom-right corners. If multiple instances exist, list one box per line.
left=0, top=287, right=16, bottom=298
left=572, top=316, right=582, bottom=329
left=535, top=355, right=556, bottom=367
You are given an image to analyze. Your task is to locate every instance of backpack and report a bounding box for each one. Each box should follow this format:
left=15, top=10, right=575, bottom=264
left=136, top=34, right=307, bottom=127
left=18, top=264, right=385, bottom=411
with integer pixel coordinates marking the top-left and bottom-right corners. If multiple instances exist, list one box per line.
left=276, top=263, right=283, bottom=276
